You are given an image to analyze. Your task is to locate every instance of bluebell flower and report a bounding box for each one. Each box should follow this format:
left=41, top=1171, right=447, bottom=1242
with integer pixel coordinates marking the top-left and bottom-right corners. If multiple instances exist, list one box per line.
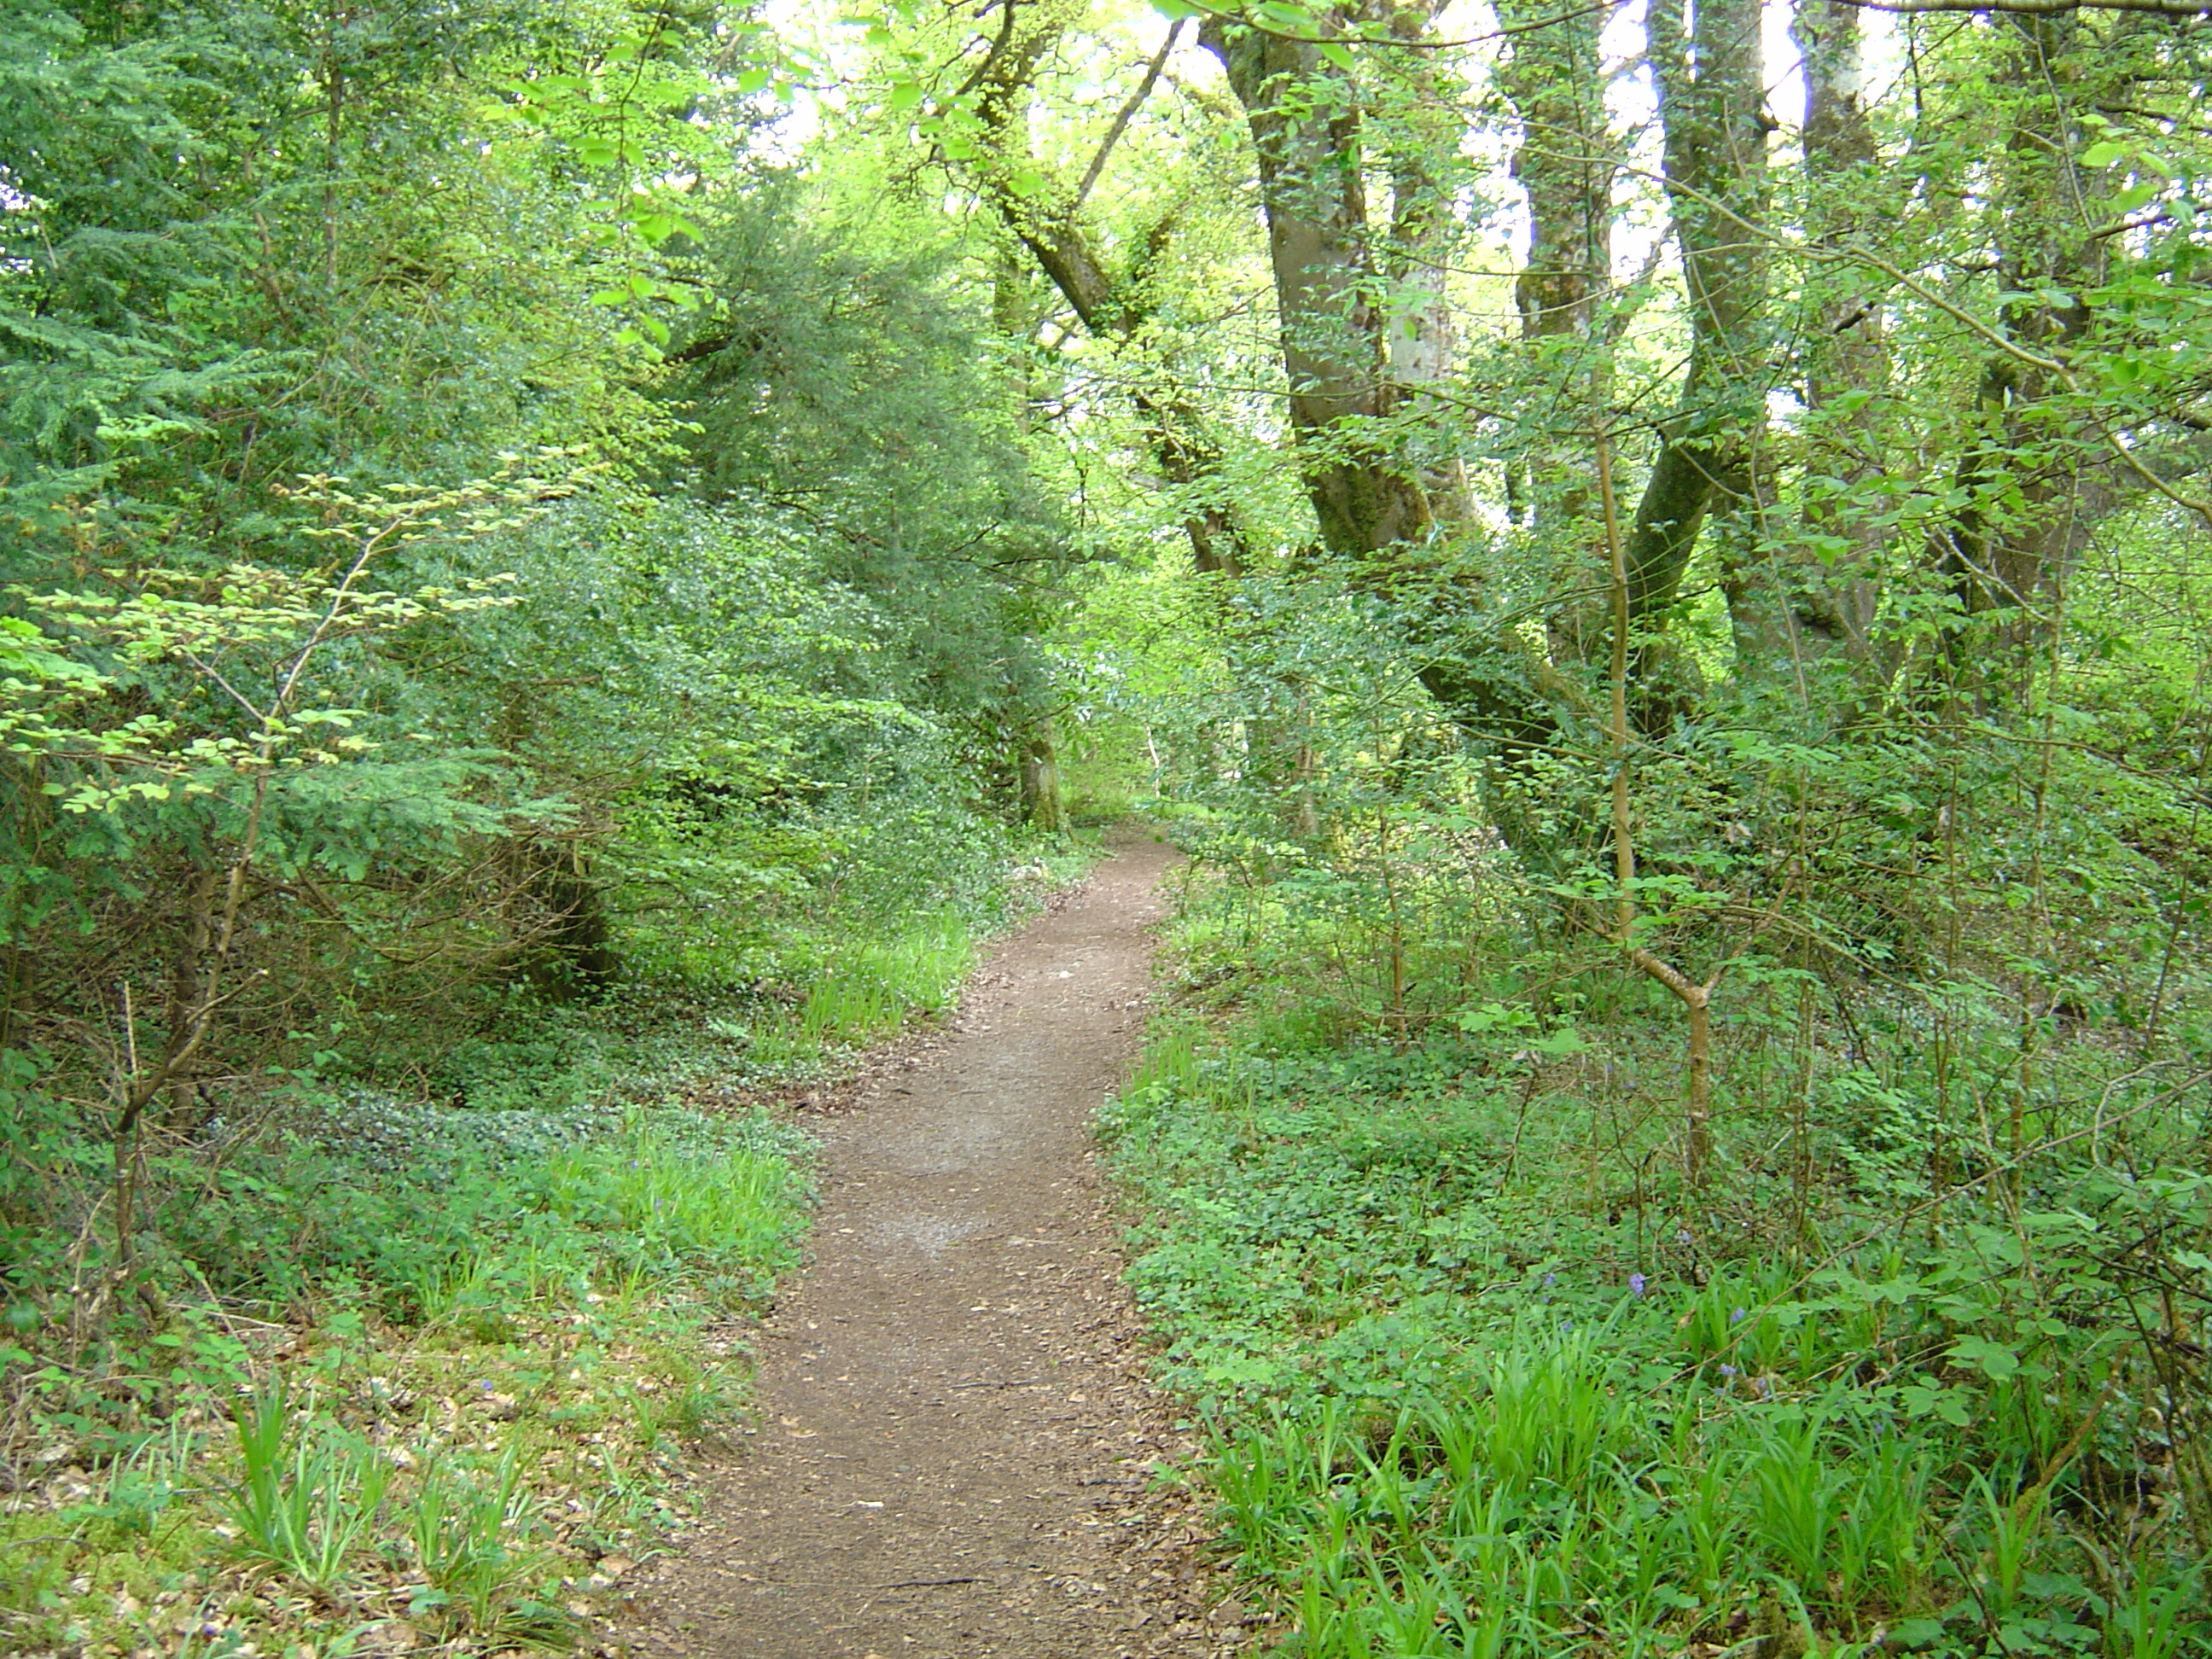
left=1629, top=1273, right=1647, bottom=1296
left=1730, top=1307, right=1747, bottom=1324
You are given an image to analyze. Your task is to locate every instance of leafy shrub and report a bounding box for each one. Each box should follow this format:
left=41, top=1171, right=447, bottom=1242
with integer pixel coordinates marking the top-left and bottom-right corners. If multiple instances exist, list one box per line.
left=1109, top=932, right=2212, bottom=1656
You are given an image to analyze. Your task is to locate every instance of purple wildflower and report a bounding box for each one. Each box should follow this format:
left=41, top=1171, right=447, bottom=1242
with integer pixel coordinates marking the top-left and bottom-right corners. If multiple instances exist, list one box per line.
left=1730, top=1307, right=1747, bottom=1325
left=1629, top=1272, right=1647, bottom=1296
left=1718, top=1364, right=1738, bottom=1377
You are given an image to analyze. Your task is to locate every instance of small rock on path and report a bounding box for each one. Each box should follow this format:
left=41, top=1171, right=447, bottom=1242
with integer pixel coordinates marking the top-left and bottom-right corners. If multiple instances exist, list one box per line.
left=612, top=832, right=1248, bottom=1659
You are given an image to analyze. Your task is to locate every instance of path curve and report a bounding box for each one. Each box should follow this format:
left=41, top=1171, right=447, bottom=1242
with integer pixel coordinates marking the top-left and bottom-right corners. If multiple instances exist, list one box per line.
left=614, top=834, right=1244, bottom=1659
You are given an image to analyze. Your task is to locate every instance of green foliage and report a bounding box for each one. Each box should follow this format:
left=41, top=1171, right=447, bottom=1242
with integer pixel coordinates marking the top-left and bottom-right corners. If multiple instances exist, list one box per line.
left=1107, top=852, right=2212, bottom=1653
left=1, top=1062, right=813, bottom=1653
left=224, top=1383, right=397, bottom=1597
left=1, top=0, right=1085, bottom=1464
left=407, top=1447, right=570, bottom=1644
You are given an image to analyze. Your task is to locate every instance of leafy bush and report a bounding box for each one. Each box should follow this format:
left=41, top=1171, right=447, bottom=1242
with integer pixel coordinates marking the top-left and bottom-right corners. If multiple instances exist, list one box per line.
left=1108, top=882, right=2212, bottom=1656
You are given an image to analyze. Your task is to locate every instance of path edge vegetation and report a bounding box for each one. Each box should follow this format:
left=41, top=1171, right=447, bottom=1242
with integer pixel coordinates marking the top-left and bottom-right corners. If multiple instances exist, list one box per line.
left=1097, top=823, right=2212, bottom=1659
left=1, top=842, right=1103, bottom=1657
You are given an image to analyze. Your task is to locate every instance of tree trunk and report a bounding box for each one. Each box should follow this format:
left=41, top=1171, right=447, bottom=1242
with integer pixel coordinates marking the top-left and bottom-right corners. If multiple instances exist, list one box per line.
left=974, top=23, right=1251, bottom=577
left=1197, top=9, right=1581, bottom=810
left=515, top=842, right=620, bottom=998
left=1773, top=0, right=1887, bottom=679
left=1497, top=0, right=1617, bottom=663
left=1380, top=0, right=1473, bottom=527
left=1019, top=720, right=1068, bottom=835
left=1937, top=15, right=2114, bottom=705
left=1708, top=0, right=1884, bottom=694
left=1632, top=0, right=1771, bottom=702
left=161, top=867, right=219, bottom=1128
left=1197, top=13, right=1433, bottom=559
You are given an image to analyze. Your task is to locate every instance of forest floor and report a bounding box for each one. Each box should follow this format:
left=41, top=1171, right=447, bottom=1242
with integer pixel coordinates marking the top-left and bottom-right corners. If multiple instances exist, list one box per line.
left=606, top=830, right=1250, bottom=1659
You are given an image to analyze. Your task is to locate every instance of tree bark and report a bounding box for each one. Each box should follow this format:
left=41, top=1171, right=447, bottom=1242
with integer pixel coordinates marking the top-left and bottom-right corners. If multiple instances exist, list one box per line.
left=1497, top=0, right=1617, bottom=662
left=1633, top=0, right=1773, bottom=682
left=1936, top=13, right=2115, bottom=702
left=1019, top=720, right=1068, bottom=834
left=1770, top=0, right=1889, bottom=678
left=1379, top=0, right=1473, bottom=527
left=1196, top=9, right=1586, bottom=798
left=1196, top=13, right=1433, bottom=558
left=974, top=22, right=1251, bottom=576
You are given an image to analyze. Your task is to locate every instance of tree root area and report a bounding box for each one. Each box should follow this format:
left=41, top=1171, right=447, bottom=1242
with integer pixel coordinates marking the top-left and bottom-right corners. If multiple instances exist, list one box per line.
left=610, top=835, right=1246, bottom=1659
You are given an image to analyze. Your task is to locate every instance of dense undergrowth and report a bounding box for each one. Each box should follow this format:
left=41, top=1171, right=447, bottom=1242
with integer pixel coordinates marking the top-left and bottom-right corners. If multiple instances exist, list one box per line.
left=1, top=830, right=1092, bottom=1657
left=1106, top=824, right=2212, bottom=1659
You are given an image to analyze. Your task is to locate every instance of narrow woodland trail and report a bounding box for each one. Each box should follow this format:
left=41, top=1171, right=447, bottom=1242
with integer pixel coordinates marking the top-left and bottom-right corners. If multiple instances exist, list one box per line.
left=613, top=833, right=1247, bottom=1659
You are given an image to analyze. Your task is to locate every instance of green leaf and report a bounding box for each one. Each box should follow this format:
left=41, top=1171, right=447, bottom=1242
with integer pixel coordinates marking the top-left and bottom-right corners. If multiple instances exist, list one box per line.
left=1948, top=1335, right=2021, bottom=1382
left=888, top=79, right=923, bottom=114
left=2079, top=139, right=2130, bottom=169
left=1900, top=1382, right=1976, bottom=1426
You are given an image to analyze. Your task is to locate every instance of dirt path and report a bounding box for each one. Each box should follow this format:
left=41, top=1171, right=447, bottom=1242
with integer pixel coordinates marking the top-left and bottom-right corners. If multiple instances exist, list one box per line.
left=613, top=834, right=1247, bottom=1659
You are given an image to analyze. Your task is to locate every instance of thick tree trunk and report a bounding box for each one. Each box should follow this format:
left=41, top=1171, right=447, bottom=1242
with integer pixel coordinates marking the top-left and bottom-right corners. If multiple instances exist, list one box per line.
left=975, top=24, right=1251, bottom=577
left=1633, top=0, right=1771, bottom=678
left=161, top=867, right=219, bottom=1128
left=1380, top=0, right=1472, bottom=527
left=1196, top=14, right=1432, bottom=559
left=1497, top=0, right=1616, bottom=663
left=1197, top=9, right=1584, bottom=806
left=510, top=841, right=620, bottom=998
left=1774, top=0, right=1887, bottom=678
left=1937, top=15, right=2113, bottom=704
left=1019, top=719, right=1068, bottom=835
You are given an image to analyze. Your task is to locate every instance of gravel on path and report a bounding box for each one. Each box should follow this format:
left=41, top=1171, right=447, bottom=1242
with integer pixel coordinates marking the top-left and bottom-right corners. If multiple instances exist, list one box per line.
left=610, top=832, right=1251, bottom=1659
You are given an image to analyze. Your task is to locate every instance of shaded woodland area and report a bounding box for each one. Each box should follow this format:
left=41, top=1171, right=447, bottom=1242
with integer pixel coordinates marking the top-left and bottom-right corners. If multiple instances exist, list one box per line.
left=8, top=0, right=2212, bottom=1650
